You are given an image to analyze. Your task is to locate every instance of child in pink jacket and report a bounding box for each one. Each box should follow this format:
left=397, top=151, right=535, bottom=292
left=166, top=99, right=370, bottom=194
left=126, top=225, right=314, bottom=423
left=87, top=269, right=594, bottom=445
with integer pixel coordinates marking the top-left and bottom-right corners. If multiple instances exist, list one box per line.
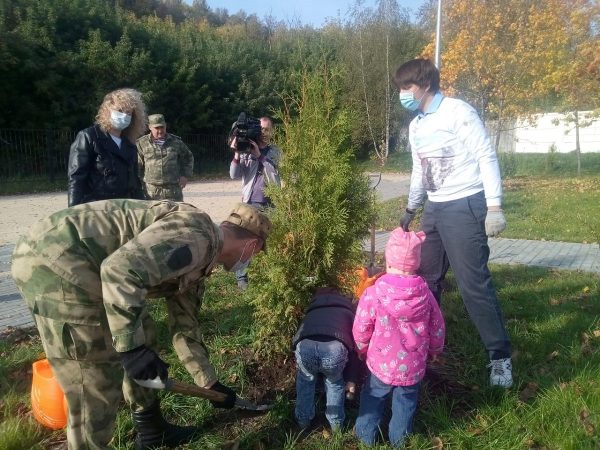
left=353, top=228, right=445, bottom=447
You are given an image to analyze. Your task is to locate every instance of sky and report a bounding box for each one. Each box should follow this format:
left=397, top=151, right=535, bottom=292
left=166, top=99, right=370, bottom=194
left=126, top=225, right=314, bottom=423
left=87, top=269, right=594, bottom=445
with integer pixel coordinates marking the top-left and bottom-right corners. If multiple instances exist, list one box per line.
left=200, top=0, right=427, bottom=27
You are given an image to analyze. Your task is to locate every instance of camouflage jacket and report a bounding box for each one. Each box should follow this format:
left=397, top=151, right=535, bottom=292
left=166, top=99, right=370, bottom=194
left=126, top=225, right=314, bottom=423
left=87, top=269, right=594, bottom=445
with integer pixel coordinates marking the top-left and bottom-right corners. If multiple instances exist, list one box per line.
left=137, top=133, right=194, bottom=185
left=12, top=199, right=222, bottom=352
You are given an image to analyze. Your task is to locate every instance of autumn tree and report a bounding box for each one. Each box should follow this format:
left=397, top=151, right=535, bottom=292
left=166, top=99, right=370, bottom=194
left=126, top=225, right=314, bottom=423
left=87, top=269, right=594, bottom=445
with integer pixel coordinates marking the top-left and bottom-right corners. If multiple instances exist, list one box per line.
left=541, top=0, right=600, bottom=176
left=421, top=0, right=583, bottom=151
left=341, top=0, right=426, bottom=163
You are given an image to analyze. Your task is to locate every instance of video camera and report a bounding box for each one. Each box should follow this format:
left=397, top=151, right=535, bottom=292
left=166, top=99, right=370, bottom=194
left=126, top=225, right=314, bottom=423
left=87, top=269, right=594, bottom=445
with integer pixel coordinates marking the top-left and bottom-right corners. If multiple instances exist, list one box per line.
left=229, top=112, right=262, bottom=153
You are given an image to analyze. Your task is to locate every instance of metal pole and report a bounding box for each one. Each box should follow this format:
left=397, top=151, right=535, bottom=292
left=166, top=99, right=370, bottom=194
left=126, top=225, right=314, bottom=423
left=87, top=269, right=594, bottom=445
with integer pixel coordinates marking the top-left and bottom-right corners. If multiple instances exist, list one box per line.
left=434, top=0, right=442, bottom=69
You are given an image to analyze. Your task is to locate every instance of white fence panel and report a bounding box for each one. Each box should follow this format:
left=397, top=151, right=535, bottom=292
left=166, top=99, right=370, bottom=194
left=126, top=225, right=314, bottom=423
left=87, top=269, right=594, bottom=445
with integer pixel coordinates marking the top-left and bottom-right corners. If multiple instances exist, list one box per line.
left=488, top=111, right=600, bottom=153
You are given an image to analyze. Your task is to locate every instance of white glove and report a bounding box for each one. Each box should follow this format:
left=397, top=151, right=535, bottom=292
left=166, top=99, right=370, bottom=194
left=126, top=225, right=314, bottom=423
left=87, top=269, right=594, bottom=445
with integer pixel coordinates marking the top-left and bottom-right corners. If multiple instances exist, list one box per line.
left=485, top=209, right=506, bottom=237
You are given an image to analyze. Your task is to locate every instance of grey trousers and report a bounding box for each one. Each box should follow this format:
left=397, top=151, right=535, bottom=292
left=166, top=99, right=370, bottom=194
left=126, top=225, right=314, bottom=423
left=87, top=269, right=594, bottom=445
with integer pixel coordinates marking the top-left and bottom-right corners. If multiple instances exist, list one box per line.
left=418, top=191, right=512, bottom=360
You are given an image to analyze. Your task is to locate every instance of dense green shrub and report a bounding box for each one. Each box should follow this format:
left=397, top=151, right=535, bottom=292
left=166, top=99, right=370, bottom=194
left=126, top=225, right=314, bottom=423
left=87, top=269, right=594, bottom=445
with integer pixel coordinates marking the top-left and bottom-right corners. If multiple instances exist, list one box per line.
left=249, top=67, right=374, bottom=358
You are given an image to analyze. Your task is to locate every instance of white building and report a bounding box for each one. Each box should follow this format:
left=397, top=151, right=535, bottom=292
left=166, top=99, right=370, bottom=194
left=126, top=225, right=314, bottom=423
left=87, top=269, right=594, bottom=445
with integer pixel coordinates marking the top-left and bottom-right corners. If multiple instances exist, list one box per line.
left=489, top=111, right=600, bottom=153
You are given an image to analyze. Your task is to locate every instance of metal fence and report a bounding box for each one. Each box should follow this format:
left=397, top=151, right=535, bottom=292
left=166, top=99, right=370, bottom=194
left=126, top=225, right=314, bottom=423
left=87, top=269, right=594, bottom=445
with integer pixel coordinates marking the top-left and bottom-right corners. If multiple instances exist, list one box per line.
left=0, top=128, right=231, bottom=184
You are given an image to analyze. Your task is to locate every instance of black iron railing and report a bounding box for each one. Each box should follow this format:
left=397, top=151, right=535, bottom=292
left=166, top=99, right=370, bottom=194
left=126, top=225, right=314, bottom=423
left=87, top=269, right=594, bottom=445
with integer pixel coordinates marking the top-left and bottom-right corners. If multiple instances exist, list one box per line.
left=0, top=129, right=231, bottom=185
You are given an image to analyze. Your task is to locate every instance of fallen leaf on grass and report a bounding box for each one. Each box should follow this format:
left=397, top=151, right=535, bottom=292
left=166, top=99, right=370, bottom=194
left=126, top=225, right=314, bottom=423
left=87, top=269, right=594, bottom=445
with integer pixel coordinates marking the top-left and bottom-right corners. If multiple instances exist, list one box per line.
left=519, top=382, right=539, bottom=402
left=467, top=427, right=484, bottom=436
left=221, top=440, right=240, bottom=450
left=581, top=333, right=594, bottom=356
left=228, top=373, right=239, bottom=383
left=593, top=330, right=600, bottom=338
left=431, top=436, right=444, bottom=449
left=579, top=408, right=596, bottom=436
left=322, top=429, right=332, bottom=439
left=525, top=438, right=548, bottom=449
left=546, top=350, right=560, bottom=361
left=475, top=414, right=490, bottom=427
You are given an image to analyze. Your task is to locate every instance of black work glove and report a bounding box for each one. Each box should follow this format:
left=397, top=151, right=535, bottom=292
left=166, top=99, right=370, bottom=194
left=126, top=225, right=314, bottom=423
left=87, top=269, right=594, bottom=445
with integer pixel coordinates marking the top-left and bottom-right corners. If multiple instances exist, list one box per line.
left=400, top=208, right=417, bottom=231
left=119, top=345, right=169, bottom=382
left=209, top=381, right=237, bottom=409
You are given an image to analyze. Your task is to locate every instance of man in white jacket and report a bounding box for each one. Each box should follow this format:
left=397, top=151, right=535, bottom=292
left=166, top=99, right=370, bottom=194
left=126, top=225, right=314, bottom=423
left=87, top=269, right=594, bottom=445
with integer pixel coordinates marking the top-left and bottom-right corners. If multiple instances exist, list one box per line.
left=393, top=58, right=513, bottom=388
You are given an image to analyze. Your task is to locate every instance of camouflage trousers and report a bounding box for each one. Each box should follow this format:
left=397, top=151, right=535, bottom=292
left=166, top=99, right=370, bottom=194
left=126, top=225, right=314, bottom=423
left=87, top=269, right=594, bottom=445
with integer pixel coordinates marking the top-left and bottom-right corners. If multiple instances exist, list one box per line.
left=144, top=182, right=183, bottom=202
left=12, top=260, right=157, bottom=450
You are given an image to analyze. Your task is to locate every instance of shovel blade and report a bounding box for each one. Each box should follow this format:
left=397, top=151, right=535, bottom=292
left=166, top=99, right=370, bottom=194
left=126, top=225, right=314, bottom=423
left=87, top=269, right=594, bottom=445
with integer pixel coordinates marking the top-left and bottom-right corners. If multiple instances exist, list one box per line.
left=234, top=398, right=273, bottom=411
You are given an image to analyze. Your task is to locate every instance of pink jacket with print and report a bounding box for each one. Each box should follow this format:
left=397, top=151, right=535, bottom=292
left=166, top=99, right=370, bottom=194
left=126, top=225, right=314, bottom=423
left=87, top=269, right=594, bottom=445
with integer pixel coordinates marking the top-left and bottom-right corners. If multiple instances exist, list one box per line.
left=352, top=273, right=445, bottom=386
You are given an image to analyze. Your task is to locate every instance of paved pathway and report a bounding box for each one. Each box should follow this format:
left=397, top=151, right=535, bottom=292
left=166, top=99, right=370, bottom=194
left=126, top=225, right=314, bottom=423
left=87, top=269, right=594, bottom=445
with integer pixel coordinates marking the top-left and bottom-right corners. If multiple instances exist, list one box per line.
left=369, top=231, right=600, bottom=272
left=1, top=173, right=598, bottom=332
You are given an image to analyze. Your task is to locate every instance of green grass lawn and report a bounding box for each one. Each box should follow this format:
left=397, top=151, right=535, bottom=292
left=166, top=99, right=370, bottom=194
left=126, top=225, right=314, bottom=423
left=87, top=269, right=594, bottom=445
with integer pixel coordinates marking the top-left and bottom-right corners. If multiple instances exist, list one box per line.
left=1, top=267, right=599, bottom=449
left=373, top=152, right=600, bottom=244
left=375, top=175, right=600, bottom=245
left=358, top=151, right=413, bottom=174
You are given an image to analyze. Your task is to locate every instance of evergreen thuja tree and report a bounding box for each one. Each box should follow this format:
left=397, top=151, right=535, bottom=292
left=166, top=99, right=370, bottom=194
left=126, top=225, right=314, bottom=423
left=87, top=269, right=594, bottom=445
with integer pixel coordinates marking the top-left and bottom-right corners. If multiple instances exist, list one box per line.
left=249, top=67, right=374, bottom=358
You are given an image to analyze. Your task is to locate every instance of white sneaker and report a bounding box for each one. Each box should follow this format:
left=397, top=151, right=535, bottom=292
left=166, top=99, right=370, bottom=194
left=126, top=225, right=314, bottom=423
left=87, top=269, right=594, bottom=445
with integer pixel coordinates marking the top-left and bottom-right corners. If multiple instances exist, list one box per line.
left=488, top=358, right=513, bottom=388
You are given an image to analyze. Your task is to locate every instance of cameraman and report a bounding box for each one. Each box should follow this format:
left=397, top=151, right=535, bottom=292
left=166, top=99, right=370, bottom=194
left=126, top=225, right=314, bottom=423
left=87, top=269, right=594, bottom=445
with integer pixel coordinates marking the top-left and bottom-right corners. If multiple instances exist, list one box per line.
left=229, top=116, right=281, bottom=289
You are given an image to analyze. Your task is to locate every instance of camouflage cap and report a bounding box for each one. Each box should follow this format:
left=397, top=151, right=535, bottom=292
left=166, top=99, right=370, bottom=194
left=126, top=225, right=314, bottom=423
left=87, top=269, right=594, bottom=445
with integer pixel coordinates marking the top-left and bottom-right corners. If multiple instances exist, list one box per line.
left=148, top=114, right=166, bottom=127
left=225, top=203, right=272, bottom=242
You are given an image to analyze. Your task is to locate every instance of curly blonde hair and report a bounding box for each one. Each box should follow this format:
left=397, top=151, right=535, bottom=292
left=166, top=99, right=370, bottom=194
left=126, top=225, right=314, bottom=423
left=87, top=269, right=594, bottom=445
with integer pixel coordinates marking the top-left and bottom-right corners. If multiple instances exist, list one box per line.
left=95, top=88, right=147, bottom=142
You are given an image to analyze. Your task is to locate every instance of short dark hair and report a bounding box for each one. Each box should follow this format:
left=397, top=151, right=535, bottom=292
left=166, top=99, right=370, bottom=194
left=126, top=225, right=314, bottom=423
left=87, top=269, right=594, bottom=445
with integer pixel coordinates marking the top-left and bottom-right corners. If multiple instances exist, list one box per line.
left=393, top=58, right=440, bottom=92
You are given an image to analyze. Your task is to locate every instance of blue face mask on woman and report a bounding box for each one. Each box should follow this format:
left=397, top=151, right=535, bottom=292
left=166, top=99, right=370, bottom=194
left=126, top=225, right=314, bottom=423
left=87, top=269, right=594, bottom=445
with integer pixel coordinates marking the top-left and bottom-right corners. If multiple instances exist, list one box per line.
left=399, top=90, right=426, bottom=112
left=110, top=110, right=132, bottom=130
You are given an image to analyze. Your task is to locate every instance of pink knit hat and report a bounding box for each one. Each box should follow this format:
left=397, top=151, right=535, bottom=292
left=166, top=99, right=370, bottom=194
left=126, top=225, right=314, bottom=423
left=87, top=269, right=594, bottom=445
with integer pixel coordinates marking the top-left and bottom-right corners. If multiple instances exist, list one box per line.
left=385, top=228, right=426, bottom=272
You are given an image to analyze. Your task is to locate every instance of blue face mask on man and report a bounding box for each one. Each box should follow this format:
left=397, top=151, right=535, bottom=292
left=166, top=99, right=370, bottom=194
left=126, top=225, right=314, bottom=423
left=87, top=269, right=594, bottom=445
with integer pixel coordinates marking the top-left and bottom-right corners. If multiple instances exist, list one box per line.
left=399, top=90, right=427, bottom=112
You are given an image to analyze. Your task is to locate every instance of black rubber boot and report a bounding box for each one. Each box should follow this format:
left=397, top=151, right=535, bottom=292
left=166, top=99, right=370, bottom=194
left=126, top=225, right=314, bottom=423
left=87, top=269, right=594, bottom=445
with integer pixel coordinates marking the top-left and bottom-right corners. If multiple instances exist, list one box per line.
left=132, top=401, right=200, bottom=449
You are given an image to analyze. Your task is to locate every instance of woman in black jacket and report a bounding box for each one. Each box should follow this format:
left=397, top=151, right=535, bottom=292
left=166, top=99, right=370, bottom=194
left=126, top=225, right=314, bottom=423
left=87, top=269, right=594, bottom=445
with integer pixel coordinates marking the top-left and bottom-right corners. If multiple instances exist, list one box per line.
left=67, top=88, right=147, bottom=206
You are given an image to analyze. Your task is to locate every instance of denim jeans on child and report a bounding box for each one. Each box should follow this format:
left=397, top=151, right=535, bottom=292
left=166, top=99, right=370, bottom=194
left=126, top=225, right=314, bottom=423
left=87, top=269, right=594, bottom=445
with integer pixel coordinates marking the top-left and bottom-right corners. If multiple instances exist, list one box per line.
left=355, top=373, right=420, bottom=447
left=294, top=338, right=348, bottom=430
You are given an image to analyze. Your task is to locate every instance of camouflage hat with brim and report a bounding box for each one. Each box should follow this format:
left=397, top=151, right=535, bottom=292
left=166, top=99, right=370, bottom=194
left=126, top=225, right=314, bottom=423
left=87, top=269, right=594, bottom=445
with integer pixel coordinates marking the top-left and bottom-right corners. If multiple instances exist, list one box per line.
left=225, top=203, right=272, bottom=244
left=148, top=114, right=166, bottom=127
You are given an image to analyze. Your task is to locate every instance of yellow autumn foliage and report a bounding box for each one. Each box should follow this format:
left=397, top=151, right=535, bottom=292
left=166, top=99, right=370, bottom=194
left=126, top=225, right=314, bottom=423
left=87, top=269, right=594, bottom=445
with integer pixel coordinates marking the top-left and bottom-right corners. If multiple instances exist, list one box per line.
left=421, top=0, right=599, bottom=126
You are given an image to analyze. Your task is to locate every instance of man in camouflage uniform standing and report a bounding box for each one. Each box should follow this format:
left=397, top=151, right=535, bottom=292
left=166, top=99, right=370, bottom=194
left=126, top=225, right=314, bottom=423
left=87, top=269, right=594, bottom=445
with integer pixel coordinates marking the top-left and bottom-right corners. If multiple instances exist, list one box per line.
left=12, top=200, right=271, bottom=450
left=137, top=114, right=194, bottom=201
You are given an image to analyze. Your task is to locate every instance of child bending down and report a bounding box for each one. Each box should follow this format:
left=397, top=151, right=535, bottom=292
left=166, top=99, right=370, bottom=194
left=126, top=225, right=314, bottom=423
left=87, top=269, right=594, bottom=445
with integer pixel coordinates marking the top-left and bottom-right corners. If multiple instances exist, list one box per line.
left=353, top=228, right=446, bottom=447
left=292, top=288, right=361, bottom=431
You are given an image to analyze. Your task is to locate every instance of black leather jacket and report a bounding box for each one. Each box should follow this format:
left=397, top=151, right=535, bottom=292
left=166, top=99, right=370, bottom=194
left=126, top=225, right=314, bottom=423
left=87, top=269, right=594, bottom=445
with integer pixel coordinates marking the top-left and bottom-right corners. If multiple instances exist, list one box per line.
left=68, top=125, right=144, bottom=206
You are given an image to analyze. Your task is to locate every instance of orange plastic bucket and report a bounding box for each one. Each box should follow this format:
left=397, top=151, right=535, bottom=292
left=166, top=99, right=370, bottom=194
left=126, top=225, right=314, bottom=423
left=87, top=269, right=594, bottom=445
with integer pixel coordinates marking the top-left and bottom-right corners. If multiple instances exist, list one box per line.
left=31, top=359, right=68, bottom=429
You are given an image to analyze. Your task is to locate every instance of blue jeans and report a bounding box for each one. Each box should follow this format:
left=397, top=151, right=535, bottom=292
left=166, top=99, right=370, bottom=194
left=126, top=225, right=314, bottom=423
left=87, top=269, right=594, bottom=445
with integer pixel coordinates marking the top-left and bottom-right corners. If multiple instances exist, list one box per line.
left=418, top=191, right=511, bottom=360
left=234, top=259, right=250, bottom=283
left=355, top=373, right=420, bottom=447
left=294, top=339, right=348, bottom=430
